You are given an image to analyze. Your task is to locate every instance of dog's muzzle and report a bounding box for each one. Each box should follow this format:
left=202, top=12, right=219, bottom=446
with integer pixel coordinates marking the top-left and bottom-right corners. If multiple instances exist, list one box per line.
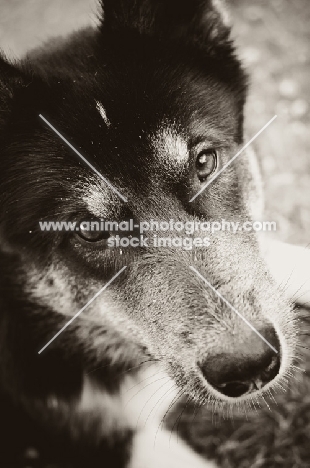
left=198, top=324, right=281, bottom=398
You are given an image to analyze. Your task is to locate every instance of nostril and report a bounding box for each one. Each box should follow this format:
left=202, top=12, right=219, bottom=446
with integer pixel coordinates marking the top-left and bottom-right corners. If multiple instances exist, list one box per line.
left=199, top=326, right=281, bottom=398
left=217, top=381, right=251, bottom=398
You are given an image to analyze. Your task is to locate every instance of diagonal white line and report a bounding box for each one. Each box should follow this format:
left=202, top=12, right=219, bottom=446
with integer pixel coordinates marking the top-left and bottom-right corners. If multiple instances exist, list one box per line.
left=38, top=266, right=127, bottom=354
left=190, top=115, right=277, bottom=203
left=189, top=266, right=278, bottom=354
left=39, top=114, right=128, bottom=202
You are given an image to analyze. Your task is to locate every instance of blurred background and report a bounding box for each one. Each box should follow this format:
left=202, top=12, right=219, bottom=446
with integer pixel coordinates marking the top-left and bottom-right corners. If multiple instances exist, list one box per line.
left=0, top=0, right=309, bottom=245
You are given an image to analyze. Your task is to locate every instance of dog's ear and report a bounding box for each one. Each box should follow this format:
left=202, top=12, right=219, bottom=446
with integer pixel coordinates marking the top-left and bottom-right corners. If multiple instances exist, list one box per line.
left=100, top=0, right=231, bottom=47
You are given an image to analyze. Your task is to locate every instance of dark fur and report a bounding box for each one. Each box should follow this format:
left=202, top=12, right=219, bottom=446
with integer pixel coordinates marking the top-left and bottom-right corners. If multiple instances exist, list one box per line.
left=0, top=1, right=296, bottom=467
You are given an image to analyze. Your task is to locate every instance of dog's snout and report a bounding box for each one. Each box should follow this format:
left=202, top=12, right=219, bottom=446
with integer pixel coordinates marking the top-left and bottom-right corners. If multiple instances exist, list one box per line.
left=199, top=326, right=281, bottom=398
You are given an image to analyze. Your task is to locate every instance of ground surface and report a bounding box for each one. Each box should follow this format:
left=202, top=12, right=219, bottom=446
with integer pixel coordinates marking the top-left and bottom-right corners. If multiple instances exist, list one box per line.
left=0, top=0, right=309, bottom=467
left=231, top=0, right=310, bottom=246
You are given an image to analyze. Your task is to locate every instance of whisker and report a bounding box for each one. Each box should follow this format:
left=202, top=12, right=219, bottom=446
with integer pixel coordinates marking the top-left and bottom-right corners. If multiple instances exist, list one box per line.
left=169, top=395, right=191, bottom=446
left=293, top=289, right=310, bottom=304
left=189, top=399, right=201, bottom=426
left=125, top=368, right=167, bottom=393
left=278, top=268, right=295, bottom=295
left=154, top=388, right=184, bottom=447
left=141, top=383, right=177, bottom=429
left=134, top=379, right=174, bottom=429
left=289, top=281, right=308, bottom=301
left=124, top=376, right=170, bottom=407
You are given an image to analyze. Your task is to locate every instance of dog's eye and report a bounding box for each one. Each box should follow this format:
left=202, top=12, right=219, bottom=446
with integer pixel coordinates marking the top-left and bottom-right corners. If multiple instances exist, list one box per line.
left=196, top=149, right=217, bottom=182
left=77, top=224, right=110, bottom=243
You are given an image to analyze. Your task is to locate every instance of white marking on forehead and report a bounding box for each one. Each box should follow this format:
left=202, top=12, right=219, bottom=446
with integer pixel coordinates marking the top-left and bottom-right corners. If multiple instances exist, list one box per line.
left=153, top=127, right=188, bottom=164
left=96, top=100, right=111, bottom=127
left=82, top=186, right=116, bottom=218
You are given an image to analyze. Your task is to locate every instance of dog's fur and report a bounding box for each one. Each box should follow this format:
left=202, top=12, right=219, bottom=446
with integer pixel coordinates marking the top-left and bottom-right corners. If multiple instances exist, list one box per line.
left=0, top=1, right=306, bottom=467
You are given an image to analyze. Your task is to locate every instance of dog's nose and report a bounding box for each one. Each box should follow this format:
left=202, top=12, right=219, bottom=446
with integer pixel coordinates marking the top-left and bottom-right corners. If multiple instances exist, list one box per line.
left=199, top=327, right=281, bottom=398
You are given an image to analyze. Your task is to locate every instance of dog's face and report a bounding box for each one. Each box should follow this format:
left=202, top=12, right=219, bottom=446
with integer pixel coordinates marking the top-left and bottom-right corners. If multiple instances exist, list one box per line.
left=0, top=0, right=296, bottom=410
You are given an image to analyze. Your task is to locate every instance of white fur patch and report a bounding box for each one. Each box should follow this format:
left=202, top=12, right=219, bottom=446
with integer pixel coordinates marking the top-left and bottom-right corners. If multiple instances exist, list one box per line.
left=78, top=366, right=177, bottom=435
left=129, top=425, right=217, bottom=468
left=80, top=369, right=217, bottom=467
left=96, top=100, right=111, bottom=127
left=82, top=186, right=113, bottom=218
left=153, top=127, right=188, bottom=165
left=121, top=366, right=178, bottom=428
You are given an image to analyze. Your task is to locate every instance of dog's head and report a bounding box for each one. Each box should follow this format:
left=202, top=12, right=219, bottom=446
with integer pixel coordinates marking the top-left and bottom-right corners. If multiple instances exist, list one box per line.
left=0, top=0, right=296, bottom=409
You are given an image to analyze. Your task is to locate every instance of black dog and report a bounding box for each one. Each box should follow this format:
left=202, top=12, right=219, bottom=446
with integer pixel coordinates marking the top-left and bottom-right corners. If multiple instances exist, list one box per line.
left=0, top=1, right=298, bottom=467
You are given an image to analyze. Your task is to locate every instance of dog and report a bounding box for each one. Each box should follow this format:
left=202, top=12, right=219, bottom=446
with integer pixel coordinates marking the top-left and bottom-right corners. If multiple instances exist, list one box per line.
left=0, top=1, right=309, bottom=467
